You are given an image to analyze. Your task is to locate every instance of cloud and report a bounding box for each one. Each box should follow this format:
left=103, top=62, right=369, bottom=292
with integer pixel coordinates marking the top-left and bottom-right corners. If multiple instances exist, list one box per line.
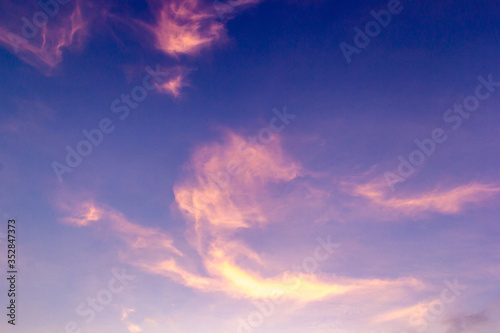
left=344, top=178, right=500, bottom=217
left=174, top=131, right=301, bottom=234
left=58, top=198, right=182, bottom=257
left=157, top=74, right=185, bottom=97
left=121, top=308, right=135, bottom=321
left=146, top=0, right=227, bottom=56
left=126, top=323, right=142, bottom=333
left=121, top=308, right=142, bottom=333
left=0, top=1, right=90, bottom=75
left=154, top=66, right=191, bottom=97
left=58, top=131, right=422, bottom=306
left=0, top=0, right=262, bottom=76
left=146, top=0, right=262, bottom=56
left=168, top=131, right=421, bottom=301
left=371, top=301, right=430, bottom=324
left=56, top=127, right=500, bottom=319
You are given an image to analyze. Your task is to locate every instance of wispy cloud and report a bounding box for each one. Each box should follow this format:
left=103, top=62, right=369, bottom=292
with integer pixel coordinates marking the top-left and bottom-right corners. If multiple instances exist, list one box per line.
left=0, top=1, right=90, bottom=75
left=371, top=302, right=430, bottom=324
left=154, top=66, right=191, bottom=97
left=58, top=131, right=422, bottom=308
left=1, top=99, right=56, bottom=137
left=58, top=198, right=182, bottom=256
left=145, top=0, right=263, bottom=56
left=146, top=0, right=227, bottom=57
left=344, top=178, right=500, bottom=217
left=121, top=308, right=142, bottom=333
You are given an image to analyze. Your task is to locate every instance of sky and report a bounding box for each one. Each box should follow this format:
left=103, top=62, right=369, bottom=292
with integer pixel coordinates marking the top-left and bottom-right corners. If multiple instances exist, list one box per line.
left=0, top=0, right=500, bottom=332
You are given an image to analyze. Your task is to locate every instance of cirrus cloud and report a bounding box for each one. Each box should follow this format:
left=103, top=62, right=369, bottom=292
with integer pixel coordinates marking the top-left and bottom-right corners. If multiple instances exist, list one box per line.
left=57, top=130, right=423, bottom=307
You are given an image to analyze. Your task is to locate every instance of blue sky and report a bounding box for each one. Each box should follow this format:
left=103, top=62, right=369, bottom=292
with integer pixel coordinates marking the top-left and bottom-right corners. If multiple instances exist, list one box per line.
left=1, top=0, right=500, bottom=332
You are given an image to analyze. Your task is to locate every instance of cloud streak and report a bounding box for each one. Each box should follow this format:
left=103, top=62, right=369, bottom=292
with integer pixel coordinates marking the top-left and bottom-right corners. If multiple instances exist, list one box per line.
left=344, top=178, right=500, bottom=217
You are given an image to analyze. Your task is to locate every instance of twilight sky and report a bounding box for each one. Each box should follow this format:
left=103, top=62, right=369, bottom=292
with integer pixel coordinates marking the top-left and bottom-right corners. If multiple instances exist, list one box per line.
left=1, top=0, right=500, bottom=332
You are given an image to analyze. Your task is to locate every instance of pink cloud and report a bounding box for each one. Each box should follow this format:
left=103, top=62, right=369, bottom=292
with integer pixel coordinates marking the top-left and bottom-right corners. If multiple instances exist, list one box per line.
left=0, top=1, right=90, bottom=75
left=58, top=198, right=182, bottom=257
left=344, top=179, right=500, bottom=216
left=154, top=66, right=191, bottom=97
left=58, top=131, right=422, bottom=304
left=145, top=0, right=262, bottom=56
left=146, top=0, right=226, bottom=57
